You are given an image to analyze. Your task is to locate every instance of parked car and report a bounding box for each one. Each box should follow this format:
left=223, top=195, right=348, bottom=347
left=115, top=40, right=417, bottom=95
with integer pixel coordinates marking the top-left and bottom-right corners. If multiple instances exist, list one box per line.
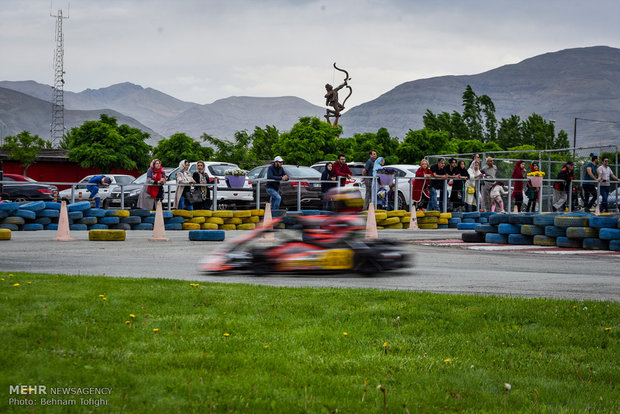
left=105, top=168, right=176, bottom=209
left=0, top=173, right=58, bottom=202
left=58, top=174, right=135, bottom=204
left=182, top=162, right=253, bottom=209
left=248, top=164, right=324, bottom=209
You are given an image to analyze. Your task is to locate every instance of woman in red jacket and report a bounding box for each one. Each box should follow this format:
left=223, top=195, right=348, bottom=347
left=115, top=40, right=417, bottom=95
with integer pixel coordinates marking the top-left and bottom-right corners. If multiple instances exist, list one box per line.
left=511, top=160, right=526, bottom=212
left=411, top=159, right=432, bottom=210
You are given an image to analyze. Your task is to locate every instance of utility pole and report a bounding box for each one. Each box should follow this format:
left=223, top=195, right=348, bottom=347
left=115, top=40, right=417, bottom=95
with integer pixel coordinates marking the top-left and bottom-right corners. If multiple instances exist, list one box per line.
left=50, top=4, right=69, bottom=147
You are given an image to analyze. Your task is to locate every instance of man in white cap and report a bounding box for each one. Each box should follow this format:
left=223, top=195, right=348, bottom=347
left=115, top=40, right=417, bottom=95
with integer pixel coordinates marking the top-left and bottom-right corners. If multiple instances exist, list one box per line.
left=266, top=156, right=288, bottom=210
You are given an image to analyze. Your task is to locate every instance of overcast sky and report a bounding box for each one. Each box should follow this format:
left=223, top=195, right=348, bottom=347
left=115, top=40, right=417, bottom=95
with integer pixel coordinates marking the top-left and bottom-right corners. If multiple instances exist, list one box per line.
left=2, top=0, right=619, bottom=108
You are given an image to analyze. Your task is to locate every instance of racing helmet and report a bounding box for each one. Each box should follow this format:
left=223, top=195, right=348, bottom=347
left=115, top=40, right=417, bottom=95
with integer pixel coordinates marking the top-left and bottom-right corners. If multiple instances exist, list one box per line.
left=326, top=187, right=363, bottom=213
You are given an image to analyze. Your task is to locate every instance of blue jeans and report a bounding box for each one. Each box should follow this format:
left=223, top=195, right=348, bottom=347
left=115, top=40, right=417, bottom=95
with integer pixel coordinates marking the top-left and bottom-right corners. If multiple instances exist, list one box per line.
left=600, top=186, right=610, bottom=211
left=428, top=187, right=439, bottom=211
left=266, top=187, right=282, bottom=210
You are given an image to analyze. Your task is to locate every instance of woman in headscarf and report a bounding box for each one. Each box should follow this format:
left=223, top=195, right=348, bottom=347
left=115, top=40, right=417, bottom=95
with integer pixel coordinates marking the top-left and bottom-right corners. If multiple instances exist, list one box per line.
left=411, top=158, right=431, bottom=210
left=511, top=160, right=526, bottom=212
left=525, top=162, right=540, bottom=212
left=320, top=162, right=337, bottom=210
left=465, top=159, right=483, bottom=211
left=192, top=161, right=211, bottom=210
left=174, top=159, right=195, bottom=210
left=138, top=159, right=166, bottom=210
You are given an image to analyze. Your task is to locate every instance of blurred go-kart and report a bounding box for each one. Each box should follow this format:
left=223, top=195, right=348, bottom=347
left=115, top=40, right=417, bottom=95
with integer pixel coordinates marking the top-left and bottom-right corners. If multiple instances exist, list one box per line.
left=199, top=187, right=409, bottom=276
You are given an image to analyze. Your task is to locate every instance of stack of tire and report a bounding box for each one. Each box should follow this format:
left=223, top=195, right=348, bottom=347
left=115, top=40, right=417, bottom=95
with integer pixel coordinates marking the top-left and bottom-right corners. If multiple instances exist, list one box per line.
left=173, top=209, right=265, bottom=231
left=0, top=201, right=62, bottom=231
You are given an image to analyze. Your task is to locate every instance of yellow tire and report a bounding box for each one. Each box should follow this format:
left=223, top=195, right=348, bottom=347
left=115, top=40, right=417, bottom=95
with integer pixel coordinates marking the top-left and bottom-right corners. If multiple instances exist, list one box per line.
left=387, top=210, right=406, bottom=217
left=375, top=213, right=388, bottom=221
left=438, top=218, right=449, bottom=225
left=418, top=216, right=439, bottom=224
left=402, top=222, right=410, bottom=229
left=439, top=212, right=452, bottom=219
left=233, top=210, right=251, bottom=218
left=386, top=223, right=403, bottom=229
left=401, top=215, right=411, bottom=223
left=378, top=217, right=401, bottom=226
left=375, top=209, right=387, bottom=215
left=416, top=210, right=425, bottom=218
left=172, top=209, right=193, bottom=218
left=250, top=209, right=264, bottom=216
left=424, top=210, right=440, bottom=217
left=237, top=223, right=256, bottom=230
left=206, top=217, right=224, bottom=225
left=224, top=217, right=243, bottom=225
left=243, top=216, right=260, bottom=223
left=221, top=224, right=237, bottom=230
left=201, top=223, right=219, bottom=230
left=0, top=228, right=11, bottom=240
left=376, top=226, right=384, bottom=230
left=213, top=210, right=233, bottom=218
left=111, top=210, right=130, bottom=217
left=192, top=209, right=213, bottom=217
left=419, top=223, right=438, bottom=229
left=182, top=222, right=201, bottom=230
left=189, top=217, right=206, bottom=224
left=88, top=229, right=126, bottom=241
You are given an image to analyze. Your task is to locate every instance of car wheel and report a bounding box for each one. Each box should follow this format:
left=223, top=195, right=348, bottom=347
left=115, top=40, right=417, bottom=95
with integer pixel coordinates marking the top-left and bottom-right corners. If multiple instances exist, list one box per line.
left=14, top=196, right=28, bottom=203
left=354, top=252, right=381, bottom=275
left=398, top=192, right=409, bottom=212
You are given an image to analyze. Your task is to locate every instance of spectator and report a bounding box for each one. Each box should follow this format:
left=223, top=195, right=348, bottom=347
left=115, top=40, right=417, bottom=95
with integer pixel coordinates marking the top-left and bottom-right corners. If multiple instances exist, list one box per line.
left=386, top=183, right=396, bottom=211
left=448, top=159, right=469, bottom=212
left=490, top=182, right=508, bottom=213
left=480, top=157, right=498, bottom=211
left=333, top=154, right=352, bottom=187
left=175, top=159, right=195, bottom=210
left=429, top=158, right=447, bottom=212
left=510, top=160, right=526, bottom=212
left=266, top=156, right=288, bottom=210
left=412, top=159, right=432, bottom=210
left=552, top=161, right=574, bottom=212
left=469, top=153, right=481, bottom=169
left=362, top=150, right=378, bottom=210
left=597, top=156, right=619, bottom=212
left=192, top=161, right=211, bottom=210
left=525, top=162, right=540, bottom=212
left=86, top=175, right=110, bottom=209
left=138, top=159, right=166, bottom=210
left=583, top=154, right=599, bottom=211
left=372, top=156, right=386, bottom=205
left=465, top=160, right=483, bottom=212
left=320, top=162, right=337, bottom=210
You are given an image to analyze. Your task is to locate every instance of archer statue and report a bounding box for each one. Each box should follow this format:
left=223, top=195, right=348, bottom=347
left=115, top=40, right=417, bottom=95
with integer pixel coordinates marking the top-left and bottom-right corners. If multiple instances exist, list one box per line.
left=324, top=63, right=352, bottom=126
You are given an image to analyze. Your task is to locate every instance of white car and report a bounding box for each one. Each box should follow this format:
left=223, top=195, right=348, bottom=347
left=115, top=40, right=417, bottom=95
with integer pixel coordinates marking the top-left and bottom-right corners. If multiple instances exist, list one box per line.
left=59, top=174, right=135, bottom=205
left=357, top=164, right=420, bottom=211
left=181, top=161, right=254, bottom=208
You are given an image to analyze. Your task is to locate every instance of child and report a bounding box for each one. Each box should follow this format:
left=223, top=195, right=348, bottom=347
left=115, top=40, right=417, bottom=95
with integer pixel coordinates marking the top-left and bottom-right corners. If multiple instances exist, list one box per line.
left=490, top=182, right=507, bottom=212
left=386, top=184, right=396, bottom=211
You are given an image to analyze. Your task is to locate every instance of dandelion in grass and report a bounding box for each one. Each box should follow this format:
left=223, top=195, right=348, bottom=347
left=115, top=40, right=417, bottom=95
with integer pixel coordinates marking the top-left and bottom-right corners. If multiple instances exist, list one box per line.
left=129, top=314, right=135, bottom=319
left=13, top=283, right=20, bottom=287
left=264, top=345, right=269, bottom=349
left=153, top=328, right=159, bottom=333
left=125, top=320, right=131, bottom=325
left=343, top=332, right=348, bottom=336
left=1, top=278, right=4, bottom=281
left=98, top=294, right=105, bottom=298
left=102, top=297, right=107, bottom=302
left=27, top=282, right=32, bottom=285
left=223, top=333, right=230, bottom=337
left=605, top=327, right=611, bottom=333
left=9, top=274, right=13, bottom=277
left=444, top=358, right=452, bottom=363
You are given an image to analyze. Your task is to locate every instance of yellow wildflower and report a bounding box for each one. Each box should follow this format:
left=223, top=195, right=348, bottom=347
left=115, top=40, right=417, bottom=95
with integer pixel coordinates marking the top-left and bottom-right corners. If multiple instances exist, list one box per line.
left=153, top=328, right=159, bottom=333
left=444, top=358, right=452, bottom=363
left=264, top=345, right=269, bottom=349
left=383, top=342, right=387, bottom=347
left=125, top=320, right=131, bottom=325
left=1, top=278, right=4, bottom=281
left=9, top=274, right=13, bottom=277
left=343, top=332, right=348, bottom=336
left=605, top=327, right=611, bottom=332
left=102, top=297, right=107, bottom=301
left=129, top=314, right=135, bottom=318
left=13, top=283, right=20, bottom=287
left=223, top=333, right=230, bottom=337
left=27, top=282, right=32, bottom=285
left=98, top=294, right=105, bottom=298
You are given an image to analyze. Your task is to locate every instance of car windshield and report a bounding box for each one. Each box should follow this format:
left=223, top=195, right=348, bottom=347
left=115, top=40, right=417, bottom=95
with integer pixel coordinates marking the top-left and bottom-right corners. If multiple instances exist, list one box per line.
left=209, top=164, right=239, bottom=176
left=115, top=176, right=134, bottom=184
left=3, top=176, right=15, bottom=182
left=349, top=166, right=364, bottom=176
left=283, top=166, right=322, bottom=178
left=23, top=176, right=38, bottom=183
left=407, top=168, right=418, bottom=174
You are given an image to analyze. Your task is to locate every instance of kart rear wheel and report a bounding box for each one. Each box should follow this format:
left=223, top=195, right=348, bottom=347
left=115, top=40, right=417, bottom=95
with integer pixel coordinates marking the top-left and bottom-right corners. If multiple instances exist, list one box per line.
left=251, top=254, right=272, bottom=276
left=354, top=253, right=381, bottom=275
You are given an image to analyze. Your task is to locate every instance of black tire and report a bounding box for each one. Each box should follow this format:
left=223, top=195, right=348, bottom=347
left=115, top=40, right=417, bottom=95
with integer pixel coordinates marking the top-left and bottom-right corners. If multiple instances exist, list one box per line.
left=582, top=238, right=609, bottom=250
left=462, top=231, right=485, bottom=242
left=355, top=253, right=381, bottom=275
left=252, top=255, right=272, bottom=276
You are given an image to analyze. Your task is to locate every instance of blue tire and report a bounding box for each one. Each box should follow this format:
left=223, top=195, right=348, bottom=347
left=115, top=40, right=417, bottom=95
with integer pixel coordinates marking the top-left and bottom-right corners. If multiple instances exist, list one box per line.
left=0, top=202, right=19, bottom=211
left=142, top=216, right=155, bottom=224
left=448, top=218, right=461, bottom=224
left=34, top=217, right=52, bottom=225
left=533, top=214, right=557, bottom=226
left=582, top=238, right=609, bottom=250
left=480, top=211, right=494, bottom=219
left=99, top=216, right=120, bottom=225
left=2, top=216, right=25, bottom=225
left=79, top=217, right=98, bottom=225
left=38, top=209, right=60, bottom=218
left=150, top=211, right=173, bottom=219
left=14, top=209, right=37, bottom=220
left=120, top=216, right=142, bottom=225
left=554, top=216, right=590, bottom=227
left=84, top=208, right=106, bottom=218
left=89, top=224, right=109, bottom=230
left=165, top=223, right=183, bottom=230
left=508, top=234, right=534, bottom=245
left=509, top=214, right=534, bottom=225
left=462, top=211, right=480, bottom=219
left=44, top=201, right=62, bottom=210
left=589, top=216, right=618, bottom=229
left=167, top=216, right=185, bottom=224
left=479, top=217, right=488, bottom=224
left=450, top=212, right=463, bottom=219
left=556, top=236, right=581, bottom=248
left=520, top=224, right=544, bottom=236
left=19, top=201, right=46, bottom=211
left=485, top=233, right=508, bottom=244
left=67, top=201, right=91, bottom=212
left=566, top=227, right=598, bottom=239
left=22, top=223, right=44, bottom=231
left=70, top=224, right=88, bottom=231
left=0, top=210, right=8, bottom=220
left=498, top=223, right=521, bottom=234
left=457, top=223, right=478, bottom=230
left=489, top=214, right=510, bottom=225
left=599, top=228, right=620, bottom=241
left=462, top=218, right=477, bottom=224
left=610, top=240, right=620, bottom=251
left=68, top=211, right=83, bottom=220
left=0, top=223, right=19, bottom=231
left=130, top=209, right=151, bottom=217
left=545, top=226, right=567, bottom=238
left=45, top=223, right=58, bottom=230
left=131, top=223, right=153, bottom=230
left=189, top=230, right=226, bottom=241
left=475, top=224, right=498, bottom=233
left=437, top=224, right=449, bottom=229
left=110, top=223, right=132, bottom=230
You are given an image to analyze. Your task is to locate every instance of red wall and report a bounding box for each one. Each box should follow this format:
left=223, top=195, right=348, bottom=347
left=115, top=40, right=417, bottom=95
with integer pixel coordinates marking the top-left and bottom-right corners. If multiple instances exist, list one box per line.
left=2, top=160, right=141, bottom=190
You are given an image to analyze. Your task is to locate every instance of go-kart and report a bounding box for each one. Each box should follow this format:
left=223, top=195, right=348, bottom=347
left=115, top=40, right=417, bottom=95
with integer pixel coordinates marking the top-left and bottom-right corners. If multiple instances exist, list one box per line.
left=199, top=214, right=409, bottom=276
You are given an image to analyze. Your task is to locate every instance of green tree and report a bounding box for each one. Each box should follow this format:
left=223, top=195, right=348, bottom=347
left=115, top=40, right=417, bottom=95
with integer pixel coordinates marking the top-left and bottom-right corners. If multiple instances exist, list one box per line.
left=152, top=132, right=213, bottom=167
left=2, top=131, right=51, bottom=175
left=272, top=117, right=341, bottom=166
left=497, top=115, right=522, bottom=149
left=462, top=85, right=483, bottom=140
left=349, top=128, right=400, bottom=164
left=248, top=125, right=280, bottom=166
left=396, top=129, right=453, bottom=164
left=62, top=114, right=152, bottom=172
left=202, top=130, right=253, bottom=169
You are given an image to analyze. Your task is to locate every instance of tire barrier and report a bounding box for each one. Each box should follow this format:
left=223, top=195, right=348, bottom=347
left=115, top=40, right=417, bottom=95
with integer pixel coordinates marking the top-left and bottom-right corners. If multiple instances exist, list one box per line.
left=188, top=230, right=226, bottom=241
left=164, top=223, right=183, bottom=230
left=99, top=216, right=120, bottom=225
left=508, top=234, right=533, bottom=245
left=0, top=210, right=8, bottom=220
left=38, top=209, right=60, bottom=218
left=485, top=233, right=508, bottom=244
left=189, top=217, right=206, bottom=224
left=44, top=201, right=62, bottom=210
left=374, top=212, right=388, bottom=221
left=89, top=229, right=126, bottom=241
left=2, top=216, right=25, bottom=226
left=182, top=222, right=201, bottom=230
left=79, top=217, right=98, bottom=225
left=457, top=223, right=478, bottom=230
left=172, top=209, right=193, bottom=218
left=14, top=209, right=37, bottom=220
left=566, top=227, right=598, bottom=239
left=68, top=211, right=83, bottom=220
left=168, top=216, right=185, bottom=224
left=0, top=223, right=19, bottom=231
left=424, top=210, right=441, bottom=217
left=599, top=228, right=620, bottom=241
left=533, top=214, right=557, bottom=226
left=34, top=217, right=52, bottom=225
left=213, top=210, right=234, bottom=218
left=20, top=201, right=46, bottom=211
left=0, top=202, right=20, bottom=211
left=89, top=224, right=109, bottom=230
left=85, top=208, right=106, bottom=218
left=554, top=215, right=590, bottom=227
left=233, top=210, right=252, bottom=218
left=224, top=217, right=243, bottom=225
left=69, top=224, right=88, bottom=231
left=462, top=211, right=480, bottom=219
left=132, top=223, right=153, bottom=231
left=610, top=240, right=620, bottom=251
left=419, top=223, right=438, bottom=229
left=201, top=223, right=219, bottom=230
left=489, top=214, right=510, bottom=225
left=388, top=210, right=406, bottom=217
left=67, top=201, right=91, bottom=212
left=533, top=235, right=556, bottom=246
left=498, top=223, right=521, bottom=234
left=111, top=223, right=132, bottom=230
left=45, top=223, right=58, bottom=230
left=545, top=226, right=567, bottom=238
left=462, top=231, right=485, bottom=242
left=520, top=224, right=544, bottom=236
left=130, top=209, right=151, bottom=217
left=509, top=214, right=534, bottom=225
left=379, top=217, right=400, bottom=226
left=556, top=236, right=582, bottom=248
left=588, top=216, right=618, bottom=229
left=582, top=238, right=609, bottom=250
left=0, top=228, right=11, bottom=240
left=475, top=224, right=498, bottom=233
left=120, top=216, right=142, bottom=225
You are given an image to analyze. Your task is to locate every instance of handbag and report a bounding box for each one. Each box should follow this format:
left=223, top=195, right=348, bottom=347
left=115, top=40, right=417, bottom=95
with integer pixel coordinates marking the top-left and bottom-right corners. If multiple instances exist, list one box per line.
left=467, top=187, right=475, bottom=194
left=189, top=187, right=204, bottom=204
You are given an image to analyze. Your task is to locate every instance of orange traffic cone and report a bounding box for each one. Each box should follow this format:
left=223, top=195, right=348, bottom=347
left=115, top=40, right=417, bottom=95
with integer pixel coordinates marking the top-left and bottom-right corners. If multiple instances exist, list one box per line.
left=149, top=200, right=169, bottom=242
left=409, top=205, right=419, bottom=230
left=53, top=200, right=74, bottom=241
left=365, top=202, right=378, bottom=240
left=261, top=202, right=275, bottom=241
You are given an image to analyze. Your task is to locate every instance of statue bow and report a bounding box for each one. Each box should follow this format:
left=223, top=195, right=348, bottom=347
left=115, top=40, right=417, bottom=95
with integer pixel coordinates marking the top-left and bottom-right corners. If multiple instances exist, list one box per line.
left=333, top=62, right=352, bottom=109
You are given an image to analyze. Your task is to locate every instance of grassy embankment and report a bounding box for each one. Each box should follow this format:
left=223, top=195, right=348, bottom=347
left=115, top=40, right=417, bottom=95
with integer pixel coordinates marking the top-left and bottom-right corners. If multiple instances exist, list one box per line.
left=1, top=272, right=618, bottom=413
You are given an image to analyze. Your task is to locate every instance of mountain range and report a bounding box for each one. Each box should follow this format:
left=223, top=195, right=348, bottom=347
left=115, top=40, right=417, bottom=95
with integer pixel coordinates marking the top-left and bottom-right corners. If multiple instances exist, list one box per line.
left=1, top=46, right=619, bottom=149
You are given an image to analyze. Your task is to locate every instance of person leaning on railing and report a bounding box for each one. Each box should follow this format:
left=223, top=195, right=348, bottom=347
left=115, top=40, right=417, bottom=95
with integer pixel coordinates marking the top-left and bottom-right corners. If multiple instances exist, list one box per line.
left=465, top=160, right=483, bottom=212
left=552, top=161, right=574, bottom=212
left=597, top=156, right=619, bottom=212
left=480, top=157, right=497, bottom=212
left=362, top=150, right=378, bottom=210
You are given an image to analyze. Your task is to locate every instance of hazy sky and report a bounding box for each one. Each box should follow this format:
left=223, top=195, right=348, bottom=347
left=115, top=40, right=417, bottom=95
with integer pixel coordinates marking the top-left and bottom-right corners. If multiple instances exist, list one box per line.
left=2, top=0, right=619, bottom=108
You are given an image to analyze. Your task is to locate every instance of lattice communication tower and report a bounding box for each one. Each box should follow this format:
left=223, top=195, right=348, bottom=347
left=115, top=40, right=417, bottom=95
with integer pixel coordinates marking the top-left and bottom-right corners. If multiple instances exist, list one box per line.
left=50, top=7, right=69, bottom=147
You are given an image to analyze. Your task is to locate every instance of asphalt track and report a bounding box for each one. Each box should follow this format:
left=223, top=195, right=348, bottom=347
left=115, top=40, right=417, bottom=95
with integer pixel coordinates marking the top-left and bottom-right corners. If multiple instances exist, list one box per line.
left=1, top=229, right=619, bottom=302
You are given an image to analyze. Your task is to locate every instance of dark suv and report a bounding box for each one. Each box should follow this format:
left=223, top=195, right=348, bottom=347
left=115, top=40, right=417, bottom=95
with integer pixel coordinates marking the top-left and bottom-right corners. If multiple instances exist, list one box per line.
left=247, top=164, right=323, bottom=209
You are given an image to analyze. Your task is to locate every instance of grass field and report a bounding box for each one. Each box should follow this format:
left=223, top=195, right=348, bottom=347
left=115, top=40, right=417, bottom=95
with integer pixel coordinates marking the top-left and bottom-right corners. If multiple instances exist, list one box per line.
left=1, top=272, right=618, bottom=413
